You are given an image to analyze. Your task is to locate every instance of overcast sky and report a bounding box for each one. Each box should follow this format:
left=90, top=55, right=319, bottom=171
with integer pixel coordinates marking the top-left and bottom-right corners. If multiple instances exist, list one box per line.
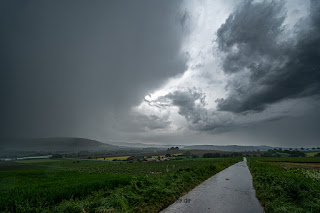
left=1, top=0, right=319, bottom=147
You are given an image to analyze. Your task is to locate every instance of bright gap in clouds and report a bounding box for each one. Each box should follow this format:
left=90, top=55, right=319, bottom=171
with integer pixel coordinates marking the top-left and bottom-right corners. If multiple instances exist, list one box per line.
left=132, top=0, right=319, bottom=147
left=133, top=0, right=235, bottom=131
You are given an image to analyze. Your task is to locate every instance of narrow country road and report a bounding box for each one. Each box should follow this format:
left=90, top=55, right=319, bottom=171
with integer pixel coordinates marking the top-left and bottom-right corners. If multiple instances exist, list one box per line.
left=161, top=158, right=264, bottom=213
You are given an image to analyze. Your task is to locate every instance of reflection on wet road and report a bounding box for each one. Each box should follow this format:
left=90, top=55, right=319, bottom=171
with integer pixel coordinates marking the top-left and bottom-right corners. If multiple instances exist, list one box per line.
left=161, top=158, right=264, bottom=213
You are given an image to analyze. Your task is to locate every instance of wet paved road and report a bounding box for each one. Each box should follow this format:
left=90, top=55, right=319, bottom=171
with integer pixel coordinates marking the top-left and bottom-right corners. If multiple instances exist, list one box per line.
left=161, top=158, right=264, bottom=213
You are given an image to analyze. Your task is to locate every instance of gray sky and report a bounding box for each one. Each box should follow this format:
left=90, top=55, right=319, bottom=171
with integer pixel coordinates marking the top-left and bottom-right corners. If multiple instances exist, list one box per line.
left=1, top=0, right=319, bottom=147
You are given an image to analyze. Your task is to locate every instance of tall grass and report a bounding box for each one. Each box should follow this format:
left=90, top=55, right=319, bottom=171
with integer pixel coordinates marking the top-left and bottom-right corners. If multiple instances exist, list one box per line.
left=0, top=158, right=240, bottom=212
left=248, top=159, right=320, bottom=213
left=255, top=157, right=320, bottom=163
left=0, top=170, right=132, bottom=212
left=53, top=158, right=240, bottom=213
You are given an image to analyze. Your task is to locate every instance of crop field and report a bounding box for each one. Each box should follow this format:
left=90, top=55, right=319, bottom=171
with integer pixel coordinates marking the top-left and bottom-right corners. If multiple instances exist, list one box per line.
left=96, top=156, right=130, bottom=161
left=271, top=162, right=320, bottom=171
left=248, top=157, right=320, bottom=212
left=0, top=157, right=240, bottom=212
left=306, top=152, right=319, bottom=157
left=255, top=157, right=320, bottom=163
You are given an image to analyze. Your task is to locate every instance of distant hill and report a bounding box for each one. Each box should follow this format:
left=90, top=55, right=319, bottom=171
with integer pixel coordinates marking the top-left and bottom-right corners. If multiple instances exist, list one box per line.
left=0, top=137, right=118, bottom=152
left=183, top=145, right=274, bottom=152
left=106, top=141, right=183, bottom=149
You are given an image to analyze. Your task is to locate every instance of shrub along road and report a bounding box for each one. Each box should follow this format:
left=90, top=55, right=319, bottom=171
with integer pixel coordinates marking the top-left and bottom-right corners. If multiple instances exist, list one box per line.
left=161, top=158, right=264, bottom=213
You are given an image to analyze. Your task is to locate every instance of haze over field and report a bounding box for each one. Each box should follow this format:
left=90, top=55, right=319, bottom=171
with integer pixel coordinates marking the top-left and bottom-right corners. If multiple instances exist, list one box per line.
left=1, top=0, right=320, bottom=147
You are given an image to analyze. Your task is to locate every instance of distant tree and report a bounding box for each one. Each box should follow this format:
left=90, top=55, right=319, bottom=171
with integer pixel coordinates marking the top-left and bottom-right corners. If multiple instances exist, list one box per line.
left=301, top=147, right=304, bottom=150
left=88, top=156, right=92, bottom=159
left=230, top=152, right=243, bottom=157
left=289, top=150, right=306, bottom=157
left=203, top=153, right=220, bottom=158
left=261, top=152, right=274, bottom=157
left=185, top=151, right=191, bottom=158
left=165, top=154, right=172, bottom=157
left=314, top=153, right=320, bottom=157
left=167, top=147, right=179, bottom=151
left=168, top=147, right=179, bottom=150
left=192, top=154, right=198, bottom=158
left=289, top=148, right=292, bottom=150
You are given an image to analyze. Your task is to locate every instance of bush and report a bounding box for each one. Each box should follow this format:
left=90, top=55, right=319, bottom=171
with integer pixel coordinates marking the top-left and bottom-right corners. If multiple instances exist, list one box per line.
left=314, top=153, right=320, bottom=157
left=230, top=152, right=243, bottom=157
left=203, top=153, right=220, bottom=158
left=288, top=150, right=306, bottom=157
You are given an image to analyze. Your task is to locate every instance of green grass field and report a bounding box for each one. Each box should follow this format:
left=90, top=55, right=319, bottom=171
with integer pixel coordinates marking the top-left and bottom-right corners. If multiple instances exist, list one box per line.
left=254, top=157, right=320, bottom=163
left=306, top=152, right=319, bottom=157
left=248, top=158, right=320, bottom=213
left=96, top=156, right=130, bottom=161
left=0, top=157, right=240, bottom=212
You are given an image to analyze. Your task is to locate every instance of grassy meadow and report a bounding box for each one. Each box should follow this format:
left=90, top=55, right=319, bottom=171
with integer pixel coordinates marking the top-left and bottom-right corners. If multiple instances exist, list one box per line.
left=96, top=156, right=131, bottom=161
left=305, top=152, right=319, bottom=157
left=0, top=157, right=240, bottom=212
left=248, top=157, right=320, bottom=213
left=256, top=157, right=320, bottom=163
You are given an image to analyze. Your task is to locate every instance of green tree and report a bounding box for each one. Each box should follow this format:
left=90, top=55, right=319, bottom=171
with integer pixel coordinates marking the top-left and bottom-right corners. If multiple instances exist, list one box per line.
left=185, top=151, right=191, bottom=158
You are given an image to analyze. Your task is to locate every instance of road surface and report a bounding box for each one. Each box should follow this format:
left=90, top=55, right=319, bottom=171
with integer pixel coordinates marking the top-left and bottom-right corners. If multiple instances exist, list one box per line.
left=161, top=158, right=264, bottom=213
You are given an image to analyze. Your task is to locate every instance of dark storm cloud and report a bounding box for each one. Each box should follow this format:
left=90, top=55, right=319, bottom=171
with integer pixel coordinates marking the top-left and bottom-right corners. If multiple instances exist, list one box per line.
left=135, top=114, right=171, bottom=130
left=216, top=0, right=320, bottom=113
left=0, top=0, right=186, bottom=139
left=165, top=89, right=207, bottom=124
left=146, top=89, right=234, bottom=131
left=145, top=89, right=207, bottom=125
